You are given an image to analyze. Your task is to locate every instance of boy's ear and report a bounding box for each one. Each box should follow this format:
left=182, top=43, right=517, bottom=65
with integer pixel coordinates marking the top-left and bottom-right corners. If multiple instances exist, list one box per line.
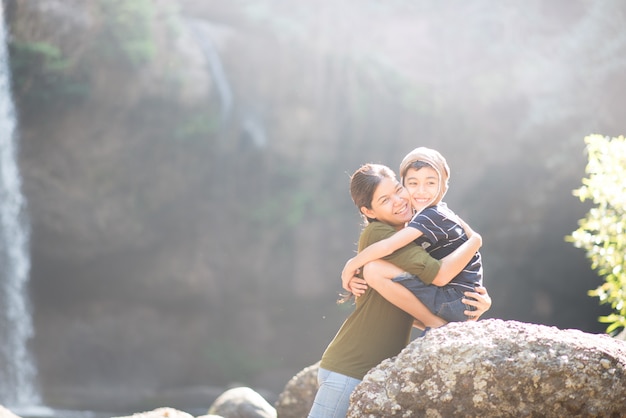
left=361, top=206, right=375, bottom=219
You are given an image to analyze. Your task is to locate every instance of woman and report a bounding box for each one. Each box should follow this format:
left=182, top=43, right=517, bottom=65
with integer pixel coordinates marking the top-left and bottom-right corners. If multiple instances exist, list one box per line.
left=308, top=163, right=490, bottom=418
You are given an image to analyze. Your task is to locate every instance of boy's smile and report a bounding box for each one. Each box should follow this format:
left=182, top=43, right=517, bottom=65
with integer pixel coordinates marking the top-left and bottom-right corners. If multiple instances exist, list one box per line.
left=403, top=166, right=441, bottom=212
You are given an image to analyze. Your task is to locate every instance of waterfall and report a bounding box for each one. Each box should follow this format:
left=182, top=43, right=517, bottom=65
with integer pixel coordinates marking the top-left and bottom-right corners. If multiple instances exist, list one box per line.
left=186, top=18, right=234, bottom=123
left=0, top=2, right=42, bottom=409
left=186, top=18, right=267, bottom=150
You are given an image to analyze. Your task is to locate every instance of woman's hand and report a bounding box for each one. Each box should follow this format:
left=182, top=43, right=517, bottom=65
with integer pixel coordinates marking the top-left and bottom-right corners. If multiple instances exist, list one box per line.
left=463, top=286, right=491, bottom=321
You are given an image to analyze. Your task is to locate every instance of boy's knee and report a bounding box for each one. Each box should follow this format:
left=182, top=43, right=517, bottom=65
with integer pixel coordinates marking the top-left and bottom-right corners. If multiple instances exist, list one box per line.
left=362, top=260, right=386, bottom=283
left=363, top=260, right=404, bottom=280
left=363, top=260, right=403, bottom=284
left=363, top=260, right=383, bottom=275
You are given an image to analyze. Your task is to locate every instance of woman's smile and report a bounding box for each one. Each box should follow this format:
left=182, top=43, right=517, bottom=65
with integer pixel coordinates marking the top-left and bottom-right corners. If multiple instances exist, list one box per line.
left=395, top=201, right=412, bottom=217
left=363, top=177, right=413, bottom=228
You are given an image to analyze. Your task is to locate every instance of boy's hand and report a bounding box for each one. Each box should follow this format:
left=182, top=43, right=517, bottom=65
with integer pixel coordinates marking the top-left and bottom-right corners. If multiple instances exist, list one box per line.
left=348, top=277, right=368, bottom=297
left=341, top=258, right=360, bottom=291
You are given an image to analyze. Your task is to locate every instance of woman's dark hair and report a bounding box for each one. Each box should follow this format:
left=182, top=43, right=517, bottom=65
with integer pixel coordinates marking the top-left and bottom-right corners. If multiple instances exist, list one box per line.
left=339, top=163, right=396, bottom=305
left=350, top=163, right=396, bottom=224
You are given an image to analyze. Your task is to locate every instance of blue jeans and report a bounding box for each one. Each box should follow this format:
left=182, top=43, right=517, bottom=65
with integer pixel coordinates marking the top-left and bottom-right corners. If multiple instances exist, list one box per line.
left=308, top=367, right=361, bottom=418
left=393, top=273, right=476, bottom=323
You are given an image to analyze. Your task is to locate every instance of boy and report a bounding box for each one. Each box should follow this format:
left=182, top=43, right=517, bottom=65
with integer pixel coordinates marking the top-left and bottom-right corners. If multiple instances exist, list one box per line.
left=341, top=147, right=483, bottom=322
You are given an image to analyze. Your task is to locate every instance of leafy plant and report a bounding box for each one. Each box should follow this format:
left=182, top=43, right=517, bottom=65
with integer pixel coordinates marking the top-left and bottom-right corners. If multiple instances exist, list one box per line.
left=97, top=0, right=157, bottom=67
left=173, top=112, right=221, bottom=142
left=8, top=41, right=89, bottom=109
left=567, top=134, right=626, bottom=334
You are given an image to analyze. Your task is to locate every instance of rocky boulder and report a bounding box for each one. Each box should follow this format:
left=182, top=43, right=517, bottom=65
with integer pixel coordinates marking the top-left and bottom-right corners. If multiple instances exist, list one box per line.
left=275, top=361, right=319, bottom=418
left=347, top=319, right=626, bottom=417
left=208, top=387, right=276, bottom=418
left=112, top=407, right=195, bottom=418
left=0, top=405, right=21, bottom=418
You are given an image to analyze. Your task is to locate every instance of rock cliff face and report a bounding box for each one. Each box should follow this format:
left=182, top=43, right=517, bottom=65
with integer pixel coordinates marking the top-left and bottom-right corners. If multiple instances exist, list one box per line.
left=9, top=0, right=212, bottom=261
left=4, top=0, right=626, bottom=411
left=7, top=0, right=363, bottom=405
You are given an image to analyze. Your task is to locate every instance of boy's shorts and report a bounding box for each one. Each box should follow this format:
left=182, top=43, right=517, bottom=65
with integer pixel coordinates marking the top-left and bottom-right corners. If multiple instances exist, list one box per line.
left=392, top=273, right=476, bottom=323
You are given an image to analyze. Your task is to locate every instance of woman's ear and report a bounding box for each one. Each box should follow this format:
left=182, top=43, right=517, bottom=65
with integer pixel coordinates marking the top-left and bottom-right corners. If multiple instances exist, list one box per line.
left=361, top=206, right=375, bottom=220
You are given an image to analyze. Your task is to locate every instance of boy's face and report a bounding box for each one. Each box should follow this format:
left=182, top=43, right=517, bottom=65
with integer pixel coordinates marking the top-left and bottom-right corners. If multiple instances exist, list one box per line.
left=403, top=166, right=440, bottom=212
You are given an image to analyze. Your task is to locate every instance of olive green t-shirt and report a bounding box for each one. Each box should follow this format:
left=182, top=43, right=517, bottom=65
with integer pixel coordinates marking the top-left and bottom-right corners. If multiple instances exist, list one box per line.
left=319, top=221, right=442, bottom=380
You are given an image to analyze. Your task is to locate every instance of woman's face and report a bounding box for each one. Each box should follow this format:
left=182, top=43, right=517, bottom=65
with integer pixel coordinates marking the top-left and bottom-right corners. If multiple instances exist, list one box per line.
left=361, top=177, right=413, bottom=230
left=403, top=166, right=440, bottom=213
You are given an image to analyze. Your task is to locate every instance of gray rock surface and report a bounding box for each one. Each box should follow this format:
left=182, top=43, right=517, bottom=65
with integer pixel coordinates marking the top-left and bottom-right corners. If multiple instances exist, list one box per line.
left=0, top=405, right=21, bottom=418
left=208, top=387, right=276, bottom=418
left=275, top=361, right=319, bottom=418
left=112, top=407, right=195, bottom=418
left=347, top=319, right=626, bottom=417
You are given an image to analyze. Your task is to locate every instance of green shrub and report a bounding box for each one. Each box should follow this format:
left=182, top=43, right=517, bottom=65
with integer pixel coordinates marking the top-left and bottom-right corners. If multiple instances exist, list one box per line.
left=8, top=41, right=89, bottom=112
left=567, top=134, right=626, bottom=334
left=97, top=0, right=156, bottom=67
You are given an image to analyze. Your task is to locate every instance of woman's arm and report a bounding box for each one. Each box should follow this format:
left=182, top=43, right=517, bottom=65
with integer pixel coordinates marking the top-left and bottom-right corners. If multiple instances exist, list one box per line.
left=362, top=260, right=447, bottom=329
left=351, top=265, right=492, bottom=323
left=341, top=227, right=422, bottom=291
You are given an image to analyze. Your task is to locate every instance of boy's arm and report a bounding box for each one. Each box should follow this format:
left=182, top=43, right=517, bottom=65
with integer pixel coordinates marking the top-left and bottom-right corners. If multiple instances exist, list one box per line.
left=431, top=221, right=482, bottom=286
left=341, top=227, right=422, bottom=291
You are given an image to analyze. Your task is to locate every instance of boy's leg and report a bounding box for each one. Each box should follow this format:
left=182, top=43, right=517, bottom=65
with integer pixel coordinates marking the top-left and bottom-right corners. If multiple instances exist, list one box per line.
left=435, top=287, right=477, bottom=323
left=363, top=260, right=447, bottom=329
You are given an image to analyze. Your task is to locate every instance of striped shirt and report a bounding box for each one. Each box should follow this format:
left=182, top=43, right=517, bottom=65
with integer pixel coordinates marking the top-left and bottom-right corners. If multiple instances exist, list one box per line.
left=408, top=202, right=483, bottom=290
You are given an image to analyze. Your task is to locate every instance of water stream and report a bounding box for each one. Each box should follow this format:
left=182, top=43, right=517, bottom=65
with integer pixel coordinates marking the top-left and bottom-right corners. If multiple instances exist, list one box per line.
left=0, top=1, right=41, bottom=412
left=186, top=17, right=234, bottom=123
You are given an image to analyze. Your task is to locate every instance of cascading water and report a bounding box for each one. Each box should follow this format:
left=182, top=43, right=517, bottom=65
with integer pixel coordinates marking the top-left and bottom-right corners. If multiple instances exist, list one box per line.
left=187, top=17, right=234, bottom=123
left=186, top=18, right=267, bottom=150
left=0, top=2, right=42, bottom=410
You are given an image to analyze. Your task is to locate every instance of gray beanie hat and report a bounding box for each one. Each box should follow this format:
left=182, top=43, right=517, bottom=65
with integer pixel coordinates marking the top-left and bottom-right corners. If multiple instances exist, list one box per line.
left=399, top=147, right=450, bottom=205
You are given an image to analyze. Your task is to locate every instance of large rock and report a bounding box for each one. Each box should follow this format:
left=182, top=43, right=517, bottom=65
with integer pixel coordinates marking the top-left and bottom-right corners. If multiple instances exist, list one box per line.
left=112, top=407, right=194, bottom=418
left=208, top=387, right=276, bottom=418
left=275, top=361, right=319, bottom=418
left=0, top=405, right=21, bottom=418
left=348, top=319, right=626, bottom=417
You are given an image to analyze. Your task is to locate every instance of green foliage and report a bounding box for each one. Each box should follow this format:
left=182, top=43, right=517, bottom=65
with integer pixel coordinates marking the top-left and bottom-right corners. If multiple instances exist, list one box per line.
left=246, top=171, right=335, bottom=228
left=173, top=112, right=221, bottom=142
left=97, top=0, right=156, bottom=67
left=567, top=134, right=626, bottom=334
left=8, top=41, right=89, bottom=108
